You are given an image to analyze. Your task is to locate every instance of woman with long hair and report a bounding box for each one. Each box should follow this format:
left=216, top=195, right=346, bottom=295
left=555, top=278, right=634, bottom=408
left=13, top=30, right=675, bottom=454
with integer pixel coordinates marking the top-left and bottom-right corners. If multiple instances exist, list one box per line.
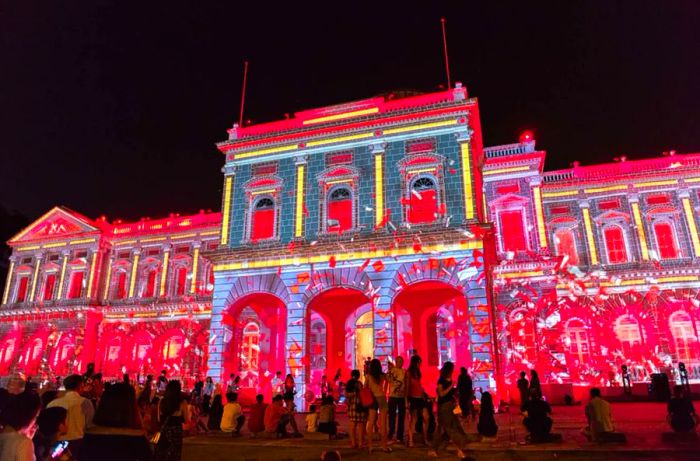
left=406, top=355, right=429, bottom=447
left=529, top=370, right=542, bottom=399
left=155, top=380, right=190, bottom=461
left=365, top=358, right=390, bottom=453
left=78, top=383, right=150, bottom=461
left=428, top=361, right=469, bottom=459
left=477, top=392, right=498, bottom=438
left=344, top=369, right=367, bottom=449
left=207, top=395, right=224, bottom=431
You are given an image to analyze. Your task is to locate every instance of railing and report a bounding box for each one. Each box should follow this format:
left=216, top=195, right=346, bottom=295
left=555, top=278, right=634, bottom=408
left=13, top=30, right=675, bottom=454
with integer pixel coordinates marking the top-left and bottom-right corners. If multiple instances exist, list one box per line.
left=484, top=141, right=536, bottom=159
left=543, top=170, right=575, bottom=183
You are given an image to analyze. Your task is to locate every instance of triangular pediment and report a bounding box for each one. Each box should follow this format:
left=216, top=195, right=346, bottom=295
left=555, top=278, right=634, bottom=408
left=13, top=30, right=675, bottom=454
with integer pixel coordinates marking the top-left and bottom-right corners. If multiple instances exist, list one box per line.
left=9, top=206, right=101, bottom=244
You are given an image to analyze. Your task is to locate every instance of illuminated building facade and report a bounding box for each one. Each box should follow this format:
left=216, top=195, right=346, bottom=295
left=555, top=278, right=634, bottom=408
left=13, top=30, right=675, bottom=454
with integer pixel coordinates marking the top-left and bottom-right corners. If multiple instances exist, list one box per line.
left=0, top=208, right=219, bottom=386
left=1, top=86, right=699, bottom=404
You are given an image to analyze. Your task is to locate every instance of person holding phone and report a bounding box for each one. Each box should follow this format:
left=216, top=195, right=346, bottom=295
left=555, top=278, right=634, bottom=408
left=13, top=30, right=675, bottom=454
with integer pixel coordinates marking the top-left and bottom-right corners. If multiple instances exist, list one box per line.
left=33, top=406, right=71, bottom=461
left=0, top=391, right=42, bottom=461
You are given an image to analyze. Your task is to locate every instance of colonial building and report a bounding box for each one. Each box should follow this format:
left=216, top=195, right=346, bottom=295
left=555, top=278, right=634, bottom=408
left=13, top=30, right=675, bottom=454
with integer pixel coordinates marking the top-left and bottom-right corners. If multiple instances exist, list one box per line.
left=1, top=85, right=698, bottom=404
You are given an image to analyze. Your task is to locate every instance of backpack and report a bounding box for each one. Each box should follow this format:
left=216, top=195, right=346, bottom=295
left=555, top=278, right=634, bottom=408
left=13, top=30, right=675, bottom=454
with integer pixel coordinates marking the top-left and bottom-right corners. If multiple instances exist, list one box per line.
left=359, top=387, right=375, bottom=408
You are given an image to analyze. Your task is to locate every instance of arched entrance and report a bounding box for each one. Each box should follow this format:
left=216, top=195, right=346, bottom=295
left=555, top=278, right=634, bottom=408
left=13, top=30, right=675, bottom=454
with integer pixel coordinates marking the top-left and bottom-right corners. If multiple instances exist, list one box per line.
left=392, top=280, right=469, bottom=385
left=306, top=287, right=372, bottom=388
left=223, top=292, right=287, bottom=389
left=51, top=333, right=75, bottom=377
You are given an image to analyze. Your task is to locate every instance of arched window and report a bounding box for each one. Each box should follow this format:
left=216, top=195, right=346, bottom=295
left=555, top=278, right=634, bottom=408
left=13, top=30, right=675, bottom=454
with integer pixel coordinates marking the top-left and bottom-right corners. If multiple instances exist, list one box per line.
left=0, top=338, right=17, bottom=367
left=205, top=266, right=215, bottom=294
left=407, top=176, right=439, bottom=224
left=653, top=221, right=679, bottom=259
left=22, top=338, right=44, bottom=373
left=603, top=225, right=628, bottom=264
left=669, top=311, right=697, bottom=363
left=499, top=210, right=528, bottom=252
left=175, top=266, right=188, bottom=296
left=309, top=314, right=327, bottom=372
left=615, top=315, right=642, bottom=355
left=566, top=318, right=590, bottom=363
left=113, top=271, right=127, bottom=299
left=67, top=271, right=84, bottom=299
left=251, top=197, right=276, bottom=241
left=326, top=187, right=354, bottom=232
left=141, top=268, right=157, bottom=298
left=162, top=334, right=183, bottom=362
left=554, top=228, right=579, bottom=265
left=509, top=308, right=537, bottom=363
left=43, top=274, right=57, bottom=301
left=15, top=277, right=29, bottom=302
left=241, top=322, right=260, bottom=372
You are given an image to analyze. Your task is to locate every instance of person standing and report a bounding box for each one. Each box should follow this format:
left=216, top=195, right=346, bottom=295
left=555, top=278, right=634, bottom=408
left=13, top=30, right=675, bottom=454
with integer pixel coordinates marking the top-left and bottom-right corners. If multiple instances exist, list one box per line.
left=457, top=367, right=473, bottom=420
left=477, top=392, right=498, bottom=438
left=427, top=362, right=469, bottom=459
left=271, top=371, right=284, bottom=398
left=156, top=371, right=168, bottom=394
left=517, top=371, right=529, bottom=411
left=345, top=369, right=367, bottom=449
left=387, top=356, right=407, bottom=444
left=0, top=391, right=42, bottom=461
left=47, top=375, right=95, bottom=457
left=365, top=359, right=390, bottom=453
left=529, top=370, right=542, bottom=400
left=155, top=380, right=190, bottom=461
left=406, top=355, right=429, bottom=448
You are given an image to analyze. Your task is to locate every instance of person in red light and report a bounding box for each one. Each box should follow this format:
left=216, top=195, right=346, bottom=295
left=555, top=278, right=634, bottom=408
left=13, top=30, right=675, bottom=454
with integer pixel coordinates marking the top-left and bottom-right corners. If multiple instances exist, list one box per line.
left=264, top=395, right=301, bottom=438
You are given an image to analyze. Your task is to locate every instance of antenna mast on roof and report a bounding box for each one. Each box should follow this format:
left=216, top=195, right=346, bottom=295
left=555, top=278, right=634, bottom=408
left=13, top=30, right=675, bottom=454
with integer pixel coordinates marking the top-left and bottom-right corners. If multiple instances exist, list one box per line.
left=440, top=18, right=452, bottom=89
left=238, top=61, right=249, bottom=126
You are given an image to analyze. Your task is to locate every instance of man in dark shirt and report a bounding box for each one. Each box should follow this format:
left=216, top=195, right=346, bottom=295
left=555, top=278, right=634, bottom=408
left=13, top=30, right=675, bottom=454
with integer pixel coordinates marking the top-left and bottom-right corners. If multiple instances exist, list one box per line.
left=517, top=371, right=529, bottom=412
left=523, top=388, right=552, bottom=441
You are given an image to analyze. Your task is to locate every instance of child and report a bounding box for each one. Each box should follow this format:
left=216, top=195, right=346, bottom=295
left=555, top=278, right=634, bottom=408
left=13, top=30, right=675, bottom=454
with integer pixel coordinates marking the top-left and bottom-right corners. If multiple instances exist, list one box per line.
left=306, top=404, right=319, bottom=432
left=318, top=396, right=338, bottom=438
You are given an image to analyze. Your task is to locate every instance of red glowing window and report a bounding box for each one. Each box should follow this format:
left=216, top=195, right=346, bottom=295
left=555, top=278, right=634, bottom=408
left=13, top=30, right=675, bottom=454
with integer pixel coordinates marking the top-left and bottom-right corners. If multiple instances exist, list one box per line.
left=112, top=271, right=127, bottom=299
left=16, top=277, right=29, bottom=303
left=669, top=311, right=697, bottom=363
left=206, top=267, right=215, bottom=294
left=251, top=197, right=275, bottom=241
left=496, top=183, right=520, bottom=195
left=43, top=274, right=56, bottom=301
left=162, top=335, right=183, bottom=361
left=252, top=162, right=278, bottom=176
left=142, top=269, right=157, bottom=298
left=646, top=194, right=670, bottom=205
left=327, top=187, right=353, bottom=232
left=175, top=267, right=188, bottom=296
left=68, top=271, right=84, bottom=299
left=407, top=139, right=435, bottom=154
left=499, top=210, right=527, bottom=252
left=407, top=177, right=439, bottom=224
left=603, top=226, right=628, bottom=263
left=615, top=315, right=642, bottom=355
left=326, top=151, right=353, bottom=165
left=654, top=221, right=678, bottom=259
left=566, top=319, right=590, bottom=363
left=554, top=229, right=579, bottom=265
left=549, top=206, right=570, bottom=215
left=598, top=199, right=620, bottom=210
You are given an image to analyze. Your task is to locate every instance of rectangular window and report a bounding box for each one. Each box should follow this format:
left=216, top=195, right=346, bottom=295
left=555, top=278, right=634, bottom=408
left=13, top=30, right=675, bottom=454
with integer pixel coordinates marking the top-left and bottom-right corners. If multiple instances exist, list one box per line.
left=68, top=271, right=84, bottom=299
left=598, top=199, right=620, bottom=210
left=48, top=254, right=60, bottom=262
left=407, top=139, right=436, bottom=154
left=499, top=210, right=528, bottom=252
left=21, top=257, right=32, bottom=265
left=176, top=267, right=187, bottom=296
left=16, top=277, right=29, bottom=302
left=326, top=151, right=353, bottom=165
left=604, top=227, right=628, bottom=263
left=252, top=162, right=278, bottom=176
left=654, top=222, right=678, bottom=259
left=175, top=245, right=190, bottom=254
left=43, top=274, right=57, bottom=301
left=206, top=241, right=219, bottom=251
left=549, top=206, right=570, bottom=215
left=146, top=248, right=160, bottom=257
left=118, top=251, right=131, bottom=259
left=496, top=183, right=520, bottom=195
left=143, top=270, right=157, bottom=297
left=115, top=272, right=127, bottom=299
left=646, top=194, right=670, bottom=205
left=75, top=250, right=88, bottom=259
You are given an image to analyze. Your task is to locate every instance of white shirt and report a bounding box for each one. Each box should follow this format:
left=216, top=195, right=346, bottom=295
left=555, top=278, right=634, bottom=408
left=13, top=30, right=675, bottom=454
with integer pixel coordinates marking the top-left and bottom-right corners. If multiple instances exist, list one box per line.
left=47, top=391, right=94, bottom=441
left=388, top=367, right=407, bottom=399
left=0, top=431, right=35, bottom=461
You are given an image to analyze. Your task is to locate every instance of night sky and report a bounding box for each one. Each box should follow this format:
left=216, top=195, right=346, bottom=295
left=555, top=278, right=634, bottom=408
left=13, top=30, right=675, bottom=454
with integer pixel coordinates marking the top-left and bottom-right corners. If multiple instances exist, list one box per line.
left=2, top=1, right=699, bottom=225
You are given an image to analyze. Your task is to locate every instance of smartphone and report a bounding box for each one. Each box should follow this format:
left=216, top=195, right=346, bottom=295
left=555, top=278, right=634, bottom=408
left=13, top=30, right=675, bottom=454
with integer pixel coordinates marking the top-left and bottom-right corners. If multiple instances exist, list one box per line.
left=51, top=441, right=69, bottom=459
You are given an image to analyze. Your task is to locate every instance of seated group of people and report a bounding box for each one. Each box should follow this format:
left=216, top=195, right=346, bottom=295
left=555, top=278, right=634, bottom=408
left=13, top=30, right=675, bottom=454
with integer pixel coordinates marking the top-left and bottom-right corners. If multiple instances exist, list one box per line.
left=214, top=393, right=302, bottom=438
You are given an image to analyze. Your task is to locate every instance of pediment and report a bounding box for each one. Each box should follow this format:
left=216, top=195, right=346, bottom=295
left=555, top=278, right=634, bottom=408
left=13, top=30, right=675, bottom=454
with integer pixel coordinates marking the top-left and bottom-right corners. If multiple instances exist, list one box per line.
left=9, top=206, right=100, bottom=244
left=593, top=210, right=631, bottom=224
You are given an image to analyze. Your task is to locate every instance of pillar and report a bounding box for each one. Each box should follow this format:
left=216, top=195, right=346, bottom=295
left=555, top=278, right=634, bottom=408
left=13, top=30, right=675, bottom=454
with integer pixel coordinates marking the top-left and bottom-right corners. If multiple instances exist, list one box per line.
left=531, top=180, right=548, bottom=249
left=580, top=201, right=599, bottom=265
left=86, top=250, right=99, bottom=299
left=680, top=191, right=700, bottom=257
left=29, top=252, right=43, bottom=302
left=629, top=195, right=649, bottom=260
left=189, top=243, right=200, bottom=294
left=220, top=169, right=235, bottom=246
left=128, top=249, right=141, bottom=298
left=372, top=145, right=385, bottom=227
left=458, top=138, right=476, bottom=221
left=1, top=257, right=15, bottom=305
left=56, top=251, right=70, bottom=300
left=294, top=156, right=307, bottom=238
left=80, top=309, right=103, bottom=374
left=159, top=245, right=171, bottom=297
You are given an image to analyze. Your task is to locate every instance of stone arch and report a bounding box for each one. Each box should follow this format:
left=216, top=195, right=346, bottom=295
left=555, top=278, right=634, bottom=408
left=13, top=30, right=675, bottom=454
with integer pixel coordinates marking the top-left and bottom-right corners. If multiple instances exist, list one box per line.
left=223, top=273, right=290, bottom=309
left=301, top=268, right=374, bottom=305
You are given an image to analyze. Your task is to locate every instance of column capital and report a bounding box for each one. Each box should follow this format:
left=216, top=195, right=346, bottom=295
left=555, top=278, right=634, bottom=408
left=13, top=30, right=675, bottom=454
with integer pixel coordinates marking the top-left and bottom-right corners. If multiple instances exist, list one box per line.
left=192, top=241, right=202, bottom=249
left=132, top=248, right=142, bottom=256
left=368, top=143, right=387, bottom=154
left=678, top=189, right=691, bottom=199
left=221, top=165, right=237, bottom=176
left=294, top=155, right=308, bottom=166
left=628, top=193, right=640, bottom=203
left=578, top=199, right=591, bottom=209
left=454, top=130, right=472, bottom=143
left=161, top=243, right=173, bottom=252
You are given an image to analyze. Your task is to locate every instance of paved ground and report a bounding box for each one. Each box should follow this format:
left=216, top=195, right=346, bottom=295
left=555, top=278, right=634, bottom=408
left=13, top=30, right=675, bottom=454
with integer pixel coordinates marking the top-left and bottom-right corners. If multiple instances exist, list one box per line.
left=183, top=402, right=700, bottom=461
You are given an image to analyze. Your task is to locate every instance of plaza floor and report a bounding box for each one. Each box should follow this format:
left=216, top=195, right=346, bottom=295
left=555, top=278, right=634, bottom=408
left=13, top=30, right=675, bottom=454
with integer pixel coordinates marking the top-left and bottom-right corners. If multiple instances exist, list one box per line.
left=182, top=402, right=699, bottom=461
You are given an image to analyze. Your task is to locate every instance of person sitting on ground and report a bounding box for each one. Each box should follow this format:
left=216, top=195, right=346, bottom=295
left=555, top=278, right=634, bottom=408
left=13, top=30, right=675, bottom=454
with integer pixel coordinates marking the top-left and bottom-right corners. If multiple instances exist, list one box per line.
left=477, top=391, right=498, bottom=438
left=667, top=385, right=699, bottom=433
left=0, top=391, right=42, bottom=461
left=207, top=394, right=224, bottom=431
left=318, top=396, right=338, bottom=438
left=584, top=387, right=614, bottom=441
left=320, top=450, right=342, bottom=461
left=78, top=382, right=151, bottom=461
left=248, top=394, right=268, bottom=437
left=33, top=406, right=70, bottom=461
left=305, top=404, right=319, bottom=433
left=264, top=394, right=302, bottom=437
left=220, top=392, right=244, bottom=436
left=522, top=388, right=553, bottom=441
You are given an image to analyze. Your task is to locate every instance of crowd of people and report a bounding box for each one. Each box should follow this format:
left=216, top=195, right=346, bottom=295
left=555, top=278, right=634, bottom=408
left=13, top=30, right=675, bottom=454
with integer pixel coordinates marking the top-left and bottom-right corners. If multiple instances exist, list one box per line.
left=0, top=360, right=697, bottom=461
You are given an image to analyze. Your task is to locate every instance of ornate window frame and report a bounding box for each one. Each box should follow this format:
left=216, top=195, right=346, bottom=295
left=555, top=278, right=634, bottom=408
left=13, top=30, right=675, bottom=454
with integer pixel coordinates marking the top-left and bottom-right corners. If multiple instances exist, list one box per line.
left=398, top=152, right=447, bottom=227
left=242, top=174, right=283, bottom=244
left=490, top=194, right=531, bottom=254
left=317, top=165, right=359, bottom=236
left=594, top=210, right=632, bottom=264
left=645, top=206, right=683, bottom=260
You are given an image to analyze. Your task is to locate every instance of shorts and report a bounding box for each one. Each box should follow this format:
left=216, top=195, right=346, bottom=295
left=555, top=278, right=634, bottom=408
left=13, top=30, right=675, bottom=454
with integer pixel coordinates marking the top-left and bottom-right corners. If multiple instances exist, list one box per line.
left=374, top=395, right=388, bottom=411
left=409, top=397, right=425, bottom=411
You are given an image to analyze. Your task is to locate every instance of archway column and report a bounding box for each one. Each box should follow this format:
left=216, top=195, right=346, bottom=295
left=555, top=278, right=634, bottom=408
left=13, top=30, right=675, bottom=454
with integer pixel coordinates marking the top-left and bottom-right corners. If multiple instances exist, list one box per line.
left=367, top=273, right=395, bottom=365
left=206, top=273, right=236, bottom=382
